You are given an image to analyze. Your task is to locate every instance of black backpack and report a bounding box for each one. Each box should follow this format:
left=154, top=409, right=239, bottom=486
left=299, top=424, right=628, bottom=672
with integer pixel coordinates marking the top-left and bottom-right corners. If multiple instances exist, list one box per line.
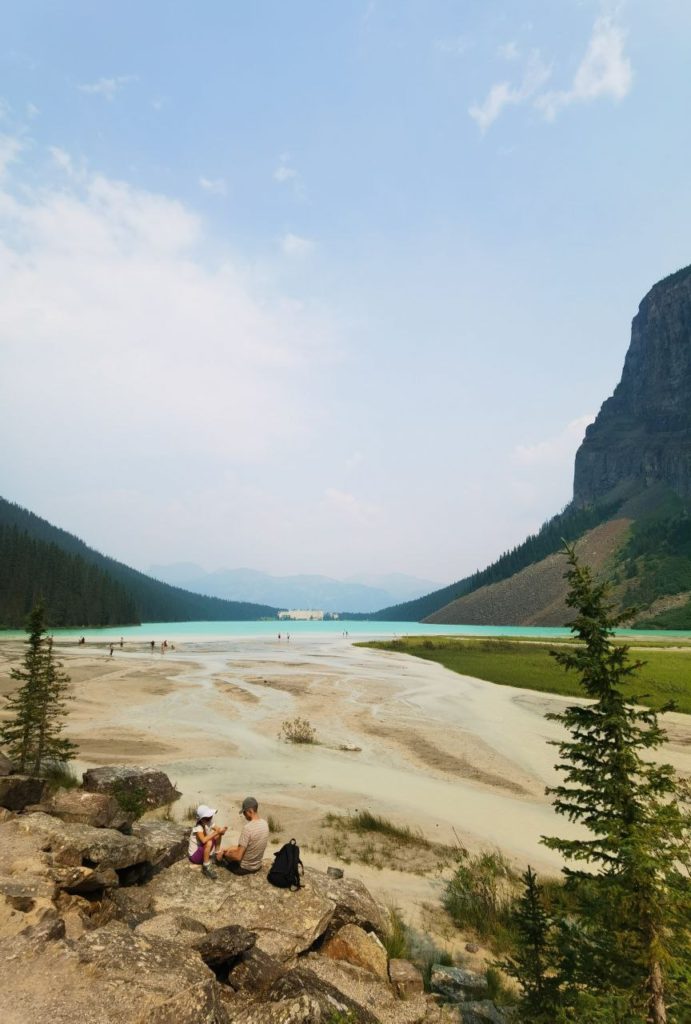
left=267, top=838, right=303, bottom=890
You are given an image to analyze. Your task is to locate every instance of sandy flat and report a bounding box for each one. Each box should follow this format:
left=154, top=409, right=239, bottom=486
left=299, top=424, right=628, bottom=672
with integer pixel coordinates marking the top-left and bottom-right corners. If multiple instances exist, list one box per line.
left=1, top=634, right=689, bottom=931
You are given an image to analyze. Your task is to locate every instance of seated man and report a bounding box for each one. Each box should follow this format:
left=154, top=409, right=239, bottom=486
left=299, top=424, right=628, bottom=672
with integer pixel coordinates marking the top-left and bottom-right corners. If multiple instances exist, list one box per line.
left=218, top=796, right=269, bottom=875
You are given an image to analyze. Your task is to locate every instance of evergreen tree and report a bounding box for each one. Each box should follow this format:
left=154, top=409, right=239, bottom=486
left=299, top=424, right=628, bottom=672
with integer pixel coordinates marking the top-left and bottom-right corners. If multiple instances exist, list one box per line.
left=0, top=603, right=77, bottom=774
left=543, top=547, right=690, bottom=1024
left=499, top=866, right=561, bottom=1022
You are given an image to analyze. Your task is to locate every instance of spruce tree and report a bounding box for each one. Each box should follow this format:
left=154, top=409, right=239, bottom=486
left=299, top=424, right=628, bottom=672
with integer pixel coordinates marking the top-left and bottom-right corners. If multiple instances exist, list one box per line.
left=500, top=865, right=560, bottom=1021
left=543, top=547, right=690, bottom=1024
left=0, top=602, right=77, bottom=774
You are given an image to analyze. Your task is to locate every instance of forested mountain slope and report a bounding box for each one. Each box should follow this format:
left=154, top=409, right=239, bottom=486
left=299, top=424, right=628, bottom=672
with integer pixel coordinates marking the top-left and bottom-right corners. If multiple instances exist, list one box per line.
left=0, top=497, right=278, bottom=626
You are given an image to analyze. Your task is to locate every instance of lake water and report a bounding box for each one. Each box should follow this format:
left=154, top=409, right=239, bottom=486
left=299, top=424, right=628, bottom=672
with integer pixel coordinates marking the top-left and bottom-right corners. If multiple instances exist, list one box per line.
left=3, top=619, right=689, bottom=642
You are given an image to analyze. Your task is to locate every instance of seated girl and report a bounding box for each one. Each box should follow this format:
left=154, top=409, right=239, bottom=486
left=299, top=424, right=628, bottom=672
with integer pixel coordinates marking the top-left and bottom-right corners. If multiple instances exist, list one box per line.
left=188, top=804, right=226, bottom=879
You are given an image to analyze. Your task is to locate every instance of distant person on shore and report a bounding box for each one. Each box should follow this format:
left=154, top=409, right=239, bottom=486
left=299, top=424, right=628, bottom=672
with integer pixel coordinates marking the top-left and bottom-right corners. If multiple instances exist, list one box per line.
left=188, top=805, right=227, bottom=880
left=120, top=636, right=124, bottom=648
left=109, top=643, right=114, bottom=657
left=78, top=636, right=85, bottom=645
left=218, top=797, right=269, bottom=875
left=150, top=640, right=155, bottom=652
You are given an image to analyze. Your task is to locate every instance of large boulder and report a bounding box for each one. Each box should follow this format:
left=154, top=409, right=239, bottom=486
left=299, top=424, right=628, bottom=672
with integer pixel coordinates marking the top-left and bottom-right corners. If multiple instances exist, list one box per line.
left=227, top=946, right=287, bottom=995
left=132, top=819, right=188, bottom=869
left=0, top=921, right=227, bottom=1024
left=0, top=775, right=46, bottom=811
left=36, top=788, right=133, bottom=830
left=322, top=922, right=389, bottom=979
left=146, top=861, right=335, bottom=963
left=82, top=765, right=181, bottom=812
left=457, top=1002, right=509, bottom=1024
left=305, top=866, right=388, bottom=938
left=431, top=965, right=489, bottom=1003
left=135, top=911, right=208, bottom=944
left=13, top=813, right=148, bottom=872
left=194, top=925, right=256, bottom=967
left=389, top=958, right=425, bottom=998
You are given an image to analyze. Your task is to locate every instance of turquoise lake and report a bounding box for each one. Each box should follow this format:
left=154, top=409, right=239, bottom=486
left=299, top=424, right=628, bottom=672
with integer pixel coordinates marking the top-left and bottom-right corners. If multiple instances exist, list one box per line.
left=3, top=620, right=689, bottom=642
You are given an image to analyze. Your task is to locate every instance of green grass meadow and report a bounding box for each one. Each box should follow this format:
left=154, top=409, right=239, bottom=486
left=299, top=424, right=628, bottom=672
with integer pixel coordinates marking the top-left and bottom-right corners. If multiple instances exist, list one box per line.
left=361, top=637, right=691, bottom=714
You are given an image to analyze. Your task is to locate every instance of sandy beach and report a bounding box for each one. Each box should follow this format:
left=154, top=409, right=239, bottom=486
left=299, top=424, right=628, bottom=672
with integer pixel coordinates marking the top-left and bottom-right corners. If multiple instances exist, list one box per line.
left=2, top=634, right=689, bottom=938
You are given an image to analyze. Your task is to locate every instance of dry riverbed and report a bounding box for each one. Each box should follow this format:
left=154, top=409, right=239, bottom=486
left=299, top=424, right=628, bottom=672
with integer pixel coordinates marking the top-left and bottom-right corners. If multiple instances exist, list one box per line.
left=1, top=633, right=690, bottom=945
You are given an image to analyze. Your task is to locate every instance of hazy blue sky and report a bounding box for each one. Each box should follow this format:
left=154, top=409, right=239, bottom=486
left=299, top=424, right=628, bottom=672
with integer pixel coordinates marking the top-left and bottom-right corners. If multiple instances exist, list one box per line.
left=1, top=1, right=690, bottom=582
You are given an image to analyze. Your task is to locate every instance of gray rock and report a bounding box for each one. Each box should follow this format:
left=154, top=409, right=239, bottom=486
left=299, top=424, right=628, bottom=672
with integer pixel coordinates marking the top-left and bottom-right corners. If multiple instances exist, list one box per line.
left=131, top=820, right=188, bottom=869
left=431, top=965, right=488, bottom=1003
left=0, top=920, right=224, bottom=1024
left=270, top=964, right=379, bottom=1024
left=304, top=865, right=388, bottom=938
left=227, top=946, right=287, bottom=995
left=52, top=864, right=119, bottom=895
left=14, top=813, right=148, bottom=872
left=18, top=907, right=65, bottom=943
left=574, top=265, right=691, bottom=505
left=465, top=942, right=480, bottom=954
left=0, top=775, right=46, bottom=811
left=146, top=860, right=335, bottom=963
left=0, top=752, right=14, bottom=776
left=389, top=958, right=424, bottom=998
left=457, top=1001, right=508, bottom=1024
left=136, top=980, right=230, bottom=1024
left=194, top=924, right=256, bottom=967
left=82, top=765, right=181, bottom=812
left=229, top=994, right=323, bottom=1024
left=36, top=789, right=134, bottom=830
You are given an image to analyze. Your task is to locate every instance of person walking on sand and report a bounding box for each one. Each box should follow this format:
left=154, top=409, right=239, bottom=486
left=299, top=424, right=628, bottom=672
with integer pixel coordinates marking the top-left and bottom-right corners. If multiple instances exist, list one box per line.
left=218, top=797, right=269, bottom=875
left=109, top=643, right=114, bottom=657
left=188, top=805, right=227, bottom=880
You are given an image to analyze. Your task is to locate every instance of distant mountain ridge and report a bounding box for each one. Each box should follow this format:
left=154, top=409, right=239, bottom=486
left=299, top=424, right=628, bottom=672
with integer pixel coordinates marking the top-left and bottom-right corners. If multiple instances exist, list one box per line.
left=147, top=563, right=441, bottom=614
left=0, top=498, right=278, bottom=626
left=373, top=265, right=691, bottom=629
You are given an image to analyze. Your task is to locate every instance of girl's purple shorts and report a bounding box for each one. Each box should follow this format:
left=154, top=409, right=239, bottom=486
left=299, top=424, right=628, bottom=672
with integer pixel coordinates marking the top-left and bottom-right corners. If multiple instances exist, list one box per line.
left=188, top=846, right=205, bottom=864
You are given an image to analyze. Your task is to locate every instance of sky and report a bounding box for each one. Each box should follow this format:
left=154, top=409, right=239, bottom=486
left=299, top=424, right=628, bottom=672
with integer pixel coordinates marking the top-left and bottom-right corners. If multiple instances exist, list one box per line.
left=1, top=1, right=690, bottom=584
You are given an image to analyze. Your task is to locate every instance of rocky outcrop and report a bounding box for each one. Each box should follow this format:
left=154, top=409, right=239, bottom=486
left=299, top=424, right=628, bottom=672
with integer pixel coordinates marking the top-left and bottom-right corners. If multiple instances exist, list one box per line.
left=82, top=765, right=181, bottom=811
left=33, top=787, right=133, bottom=830
left=0, top=785, right=505, bottom=1024
left=574, top=264, right=691, bottom=505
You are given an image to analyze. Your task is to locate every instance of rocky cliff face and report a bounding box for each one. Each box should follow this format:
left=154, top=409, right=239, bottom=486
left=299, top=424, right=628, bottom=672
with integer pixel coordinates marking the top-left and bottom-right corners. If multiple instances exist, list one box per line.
left=573, top=264, right=691, bottom=505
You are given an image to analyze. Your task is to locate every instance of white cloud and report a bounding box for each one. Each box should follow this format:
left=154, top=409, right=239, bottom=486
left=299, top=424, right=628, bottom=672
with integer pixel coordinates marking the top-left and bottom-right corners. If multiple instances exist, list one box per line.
left=0, top=148, right=334, bottom=494
left=498, top=41, right=520, bottom=61
left=536, top=16, right=632, bottom=120
left=513, top=414, right=595, bottom=467
left=469, top=51, right=551, bottom=132
left=280, top=232, right=315, bottom=257
left=273, top=153, right=297, bottom=184
left=78, top=75, right=137, bottom=101
left=26, top=102, right=40, bottom=119
left=198, top=176, right=227, bottom=196
left=435, top=35, right=472, bottom=56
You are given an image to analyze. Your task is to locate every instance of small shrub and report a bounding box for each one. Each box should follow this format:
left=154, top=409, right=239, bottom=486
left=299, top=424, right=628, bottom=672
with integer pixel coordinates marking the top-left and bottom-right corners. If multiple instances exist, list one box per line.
left=382, top=905, right=411, bottom=960
left=183, top=804, right=198, bottom=821
left=279, top=717, right=317, bottom=744
left=267, top=814, right=283, bottom=834
left=443, top=848, right=517, bottom=943
left=111, top=781, right=148, bottom=819
left=43, top=761, right=80, bottom=793
left=485, top=965, right=513, bottom=1005
left=325, top=1011, right=359, bottom=1024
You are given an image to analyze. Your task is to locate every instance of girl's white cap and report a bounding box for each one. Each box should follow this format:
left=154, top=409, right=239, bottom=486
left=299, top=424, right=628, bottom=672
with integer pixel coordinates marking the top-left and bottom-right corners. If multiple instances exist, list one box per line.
left=196, top=805, right=216, bottom=820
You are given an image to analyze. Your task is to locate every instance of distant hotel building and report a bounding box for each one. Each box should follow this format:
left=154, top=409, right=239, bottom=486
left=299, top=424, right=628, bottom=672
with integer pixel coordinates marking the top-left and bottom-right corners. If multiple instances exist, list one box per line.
left=278, top=609, right=331, bottom=621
